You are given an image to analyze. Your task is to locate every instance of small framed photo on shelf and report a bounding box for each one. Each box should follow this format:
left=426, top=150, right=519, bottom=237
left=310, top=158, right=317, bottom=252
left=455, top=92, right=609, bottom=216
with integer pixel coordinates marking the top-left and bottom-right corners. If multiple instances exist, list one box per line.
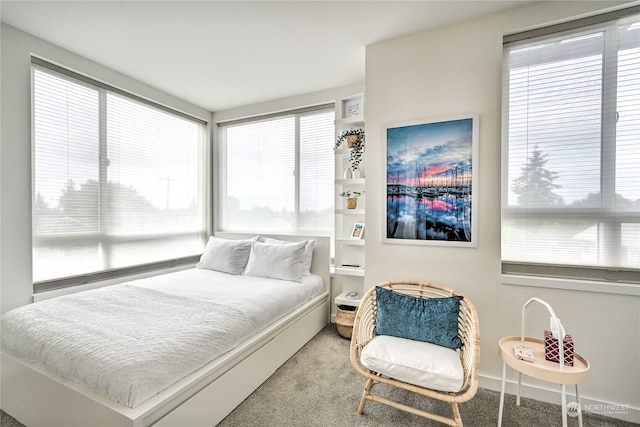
left=351, top=222, right=365, bottom=239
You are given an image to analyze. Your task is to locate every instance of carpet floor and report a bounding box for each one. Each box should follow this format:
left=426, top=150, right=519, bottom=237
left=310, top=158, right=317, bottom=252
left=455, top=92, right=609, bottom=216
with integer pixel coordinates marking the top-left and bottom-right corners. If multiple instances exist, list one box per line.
left=2, top=324, right=638, bottom=426
left=218, top=324, right=637, bottom=427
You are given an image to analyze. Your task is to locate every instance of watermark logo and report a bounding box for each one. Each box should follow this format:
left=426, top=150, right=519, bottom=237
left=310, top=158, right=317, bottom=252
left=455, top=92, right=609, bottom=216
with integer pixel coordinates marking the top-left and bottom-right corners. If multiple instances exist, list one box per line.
left=567, top=402, right=581, bottom=417
left=567, top=402, right=630, bottom=417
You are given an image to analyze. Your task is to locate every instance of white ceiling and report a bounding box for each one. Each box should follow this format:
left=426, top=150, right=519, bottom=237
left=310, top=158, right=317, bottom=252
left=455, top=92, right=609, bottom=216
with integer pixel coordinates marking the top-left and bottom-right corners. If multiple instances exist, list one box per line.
left=1, top=1, right=530, bottom=111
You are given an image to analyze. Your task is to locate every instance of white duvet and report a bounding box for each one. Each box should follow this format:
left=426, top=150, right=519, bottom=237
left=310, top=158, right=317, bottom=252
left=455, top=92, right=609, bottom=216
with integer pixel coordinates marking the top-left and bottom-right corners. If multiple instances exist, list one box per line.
left=1, top=269, right=324, bottom=408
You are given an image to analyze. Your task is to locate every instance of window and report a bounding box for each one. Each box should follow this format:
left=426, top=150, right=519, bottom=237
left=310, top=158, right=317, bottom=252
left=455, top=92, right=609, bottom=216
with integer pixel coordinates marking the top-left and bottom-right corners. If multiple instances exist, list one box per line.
left=32, top=60, right=207, bottom=290
left=501, top=9, right=640, bottom=285
left=218, top=107, right=334, bottom=233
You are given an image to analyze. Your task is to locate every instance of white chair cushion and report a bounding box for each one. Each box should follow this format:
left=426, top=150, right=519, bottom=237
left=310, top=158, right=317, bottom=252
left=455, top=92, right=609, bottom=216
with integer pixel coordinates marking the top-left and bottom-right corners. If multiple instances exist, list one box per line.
left=360, top=335, right=464, bottom=392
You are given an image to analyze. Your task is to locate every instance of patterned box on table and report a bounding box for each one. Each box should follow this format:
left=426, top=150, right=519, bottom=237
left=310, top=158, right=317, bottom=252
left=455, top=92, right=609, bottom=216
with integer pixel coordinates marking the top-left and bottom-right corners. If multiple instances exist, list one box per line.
left=544, top=330, right=574, bottom=366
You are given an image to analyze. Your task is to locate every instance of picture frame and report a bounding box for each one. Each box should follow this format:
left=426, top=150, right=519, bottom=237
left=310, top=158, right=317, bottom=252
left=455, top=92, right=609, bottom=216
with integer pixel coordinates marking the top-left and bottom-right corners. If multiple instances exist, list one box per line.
left=341, top=94, right=363, bottom=120
left=351, top=222, right=365, bottom=239
left=384, top=114, right=478, bottom=247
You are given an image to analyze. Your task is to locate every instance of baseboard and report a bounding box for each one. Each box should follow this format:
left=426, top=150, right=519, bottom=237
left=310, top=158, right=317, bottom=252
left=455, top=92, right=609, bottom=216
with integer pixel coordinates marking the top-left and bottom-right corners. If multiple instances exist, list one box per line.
left=480, top=374, right=639, bottom=424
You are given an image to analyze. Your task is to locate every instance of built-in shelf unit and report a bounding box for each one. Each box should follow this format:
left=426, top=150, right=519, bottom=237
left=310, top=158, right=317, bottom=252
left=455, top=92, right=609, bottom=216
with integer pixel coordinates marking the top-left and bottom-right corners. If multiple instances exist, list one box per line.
left=333, top=93, right=365, bottom=310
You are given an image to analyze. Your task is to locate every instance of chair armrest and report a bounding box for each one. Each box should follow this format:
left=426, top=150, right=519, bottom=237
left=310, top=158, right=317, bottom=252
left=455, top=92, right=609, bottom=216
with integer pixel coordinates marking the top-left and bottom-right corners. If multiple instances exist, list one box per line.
left=350, top=286, right=377, bottom=374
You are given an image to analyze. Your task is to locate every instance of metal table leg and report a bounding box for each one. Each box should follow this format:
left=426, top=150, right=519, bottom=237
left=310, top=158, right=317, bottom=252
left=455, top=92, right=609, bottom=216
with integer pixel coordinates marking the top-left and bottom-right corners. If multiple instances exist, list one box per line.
left=498, top=362, right=507, bottom=427
left=576, top=384, right=583, bottom=427
left=561, top=384, right=568, bottom=427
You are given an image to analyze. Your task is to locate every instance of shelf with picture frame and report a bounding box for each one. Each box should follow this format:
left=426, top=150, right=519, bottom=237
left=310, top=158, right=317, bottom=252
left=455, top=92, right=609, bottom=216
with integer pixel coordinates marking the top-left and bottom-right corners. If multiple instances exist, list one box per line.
left=333, top=93, right=365, bottom=318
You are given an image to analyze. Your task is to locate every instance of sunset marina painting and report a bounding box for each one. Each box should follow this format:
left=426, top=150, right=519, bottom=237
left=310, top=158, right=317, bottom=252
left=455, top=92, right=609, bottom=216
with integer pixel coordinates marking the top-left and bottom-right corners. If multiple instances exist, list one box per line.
left=385, top=115, right=478, bottom=246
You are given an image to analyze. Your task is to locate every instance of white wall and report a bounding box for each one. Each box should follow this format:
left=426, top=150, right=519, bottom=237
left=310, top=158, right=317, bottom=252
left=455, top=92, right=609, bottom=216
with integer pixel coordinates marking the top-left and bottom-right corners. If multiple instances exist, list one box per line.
left=0, top=24, right=212, bottom=314
left=364, top=1, right=639, bottom=422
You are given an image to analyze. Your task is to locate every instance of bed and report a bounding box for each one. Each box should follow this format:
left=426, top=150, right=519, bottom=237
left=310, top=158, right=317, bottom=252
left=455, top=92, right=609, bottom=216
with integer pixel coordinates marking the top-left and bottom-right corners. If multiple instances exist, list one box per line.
left=1, top=233, right=330, bottom=427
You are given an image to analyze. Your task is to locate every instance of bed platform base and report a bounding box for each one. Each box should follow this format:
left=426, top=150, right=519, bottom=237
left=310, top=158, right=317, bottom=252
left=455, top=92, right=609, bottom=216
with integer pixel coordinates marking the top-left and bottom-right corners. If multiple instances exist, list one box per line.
left=2, top=293, right=329, bottom=427
left=1, top=233, right=331, bottom=427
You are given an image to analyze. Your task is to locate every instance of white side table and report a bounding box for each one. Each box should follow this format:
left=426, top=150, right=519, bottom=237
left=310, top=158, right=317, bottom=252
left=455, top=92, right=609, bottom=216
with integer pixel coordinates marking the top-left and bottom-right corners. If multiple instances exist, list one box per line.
left=497, top=336, right=590, bottom=427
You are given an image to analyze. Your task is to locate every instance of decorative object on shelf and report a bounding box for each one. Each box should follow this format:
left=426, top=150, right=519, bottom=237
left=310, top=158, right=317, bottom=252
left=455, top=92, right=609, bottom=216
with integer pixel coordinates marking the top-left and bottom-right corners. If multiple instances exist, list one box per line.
left=345, top=291, right=360, bottom=299
left=351, top=222, right=365, bottom=239
left=335, top=128, right=365, bottom=173
left=335, top=129, right=364, bottom=150
left=341, top=95, right=363, bottom=119
left=514, top=344, right=535, bottom=363
left=349, top=136, right=364, bottom=172
left=544, top=330, right=574, bottom=366
left=351, top=167, right=361, bottom=179
left=343, top=167, right=353, bottom=179
left=340, top=190, right=364, bottom=209
left=384, top=114, right=478, bottom=247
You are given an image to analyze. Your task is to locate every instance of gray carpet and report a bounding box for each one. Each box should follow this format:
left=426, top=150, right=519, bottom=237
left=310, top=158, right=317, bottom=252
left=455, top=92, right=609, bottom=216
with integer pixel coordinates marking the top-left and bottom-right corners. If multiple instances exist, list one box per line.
left=2, top=325, right=638, bottom=426
left=218, top=325, right=637, bottom=427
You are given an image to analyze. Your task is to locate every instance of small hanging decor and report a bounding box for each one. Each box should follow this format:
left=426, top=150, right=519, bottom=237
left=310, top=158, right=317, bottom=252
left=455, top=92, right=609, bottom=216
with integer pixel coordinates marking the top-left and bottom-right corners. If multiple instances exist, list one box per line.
left=334, top=128, right=365, bottom=150
left=335, top=129, right=365, bottom=172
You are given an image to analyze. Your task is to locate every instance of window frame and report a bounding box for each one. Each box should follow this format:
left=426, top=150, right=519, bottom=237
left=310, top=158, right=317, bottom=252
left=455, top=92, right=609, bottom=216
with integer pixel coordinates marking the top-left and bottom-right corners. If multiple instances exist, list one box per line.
left=500, top=7, right=640, bottom=294
left=31, top=58, right=209, bottom=293
left=216, top=105, right=335, bottom=235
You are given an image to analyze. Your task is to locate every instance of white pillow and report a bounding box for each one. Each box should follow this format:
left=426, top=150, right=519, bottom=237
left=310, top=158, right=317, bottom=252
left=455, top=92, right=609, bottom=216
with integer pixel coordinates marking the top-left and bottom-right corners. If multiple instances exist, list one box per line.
left=244, top=240, right=306, bottom=282
left=360, top=335, right=464, bottom=392
left=259, top=237, right=314, bottom=275
left=196, top=237, right=253, bottom=275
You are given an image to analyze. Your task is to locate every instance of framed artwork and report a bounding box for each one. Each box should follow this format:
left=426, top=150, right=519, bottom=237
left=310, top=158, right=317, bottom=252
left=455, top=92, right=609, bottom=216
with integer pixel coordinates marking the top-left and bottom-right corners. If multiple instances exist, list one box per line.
left=351, top=222, right=365, bottom=239
left=341, top=94, right=363, bottom=119
left=384, top=114, right=478, bottom=247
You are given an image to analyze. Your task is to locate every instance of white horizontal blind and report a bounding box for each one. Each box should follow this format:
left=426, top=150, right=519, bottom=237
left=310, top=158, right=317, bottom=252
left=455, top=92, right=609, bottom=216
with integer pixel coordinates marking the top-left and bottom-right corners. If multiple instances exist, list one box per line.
left=219, top=108, right=334, bottom=232
left=299, top=111, right=335, bottom=230
left=33, top=63, right=207, bottom=288
left=502, top=11, right=640, bottom=282
left=501, top=12, right=640, bottom=284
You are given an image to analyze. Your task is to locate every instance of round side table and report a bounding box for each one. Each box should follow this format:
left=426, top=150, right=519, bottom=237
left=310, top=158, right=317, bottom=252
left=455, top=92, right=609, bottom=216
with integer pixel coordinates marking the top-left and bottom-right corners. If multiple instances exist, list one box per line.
left=497, top=336, right=590, bottom=427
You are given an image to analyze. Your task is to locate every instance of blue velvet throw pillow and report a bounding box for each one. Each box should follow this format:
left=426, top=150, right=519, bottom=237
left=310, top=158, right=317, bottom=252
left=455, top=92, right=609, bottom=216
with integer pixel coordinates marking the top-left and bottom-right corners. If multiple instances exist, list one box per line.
left=375, top=286, right=463, bottom=349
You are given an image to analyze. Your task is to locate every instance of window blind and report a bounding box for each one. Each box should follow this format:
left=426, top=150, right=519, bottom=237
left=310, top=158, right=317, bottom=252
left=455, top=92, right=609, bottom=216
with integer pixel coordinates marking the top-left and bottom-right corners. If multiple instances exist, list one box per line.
left=501, top=11, right=640, bottom=284
left=299, top=111, right=335, bottom=230
left=219, top=108, right=334, bottom=233
left=32, top=62, right=207, bottom=290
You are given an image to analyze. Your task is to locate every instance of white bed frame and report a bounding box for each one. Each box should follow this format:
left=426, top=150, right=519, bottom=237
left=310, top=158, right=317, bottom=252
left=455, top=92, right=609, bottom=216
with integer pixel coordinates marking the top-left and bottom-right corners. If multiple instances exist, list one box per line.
left=1, top=233, right=331, bottom=427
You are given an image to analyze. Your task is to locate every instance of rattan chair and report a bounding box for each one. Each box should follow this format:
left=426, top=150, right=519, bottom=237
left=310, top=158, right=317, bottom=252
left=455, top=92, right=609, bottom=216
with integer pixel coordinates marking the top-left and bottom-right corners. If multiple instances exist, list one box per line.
left=350, top=281, right=480, bottom=427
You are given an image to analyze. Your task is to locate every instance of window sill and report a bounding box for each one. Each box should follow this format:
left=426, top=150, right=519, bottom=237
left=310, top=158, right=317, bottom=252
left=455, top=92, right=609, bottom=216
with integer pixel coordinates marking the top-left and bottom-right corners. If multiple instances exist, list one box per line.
left=33, top=264, right=194, bottom=302
left=501, top=274, right=640, bottom=297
